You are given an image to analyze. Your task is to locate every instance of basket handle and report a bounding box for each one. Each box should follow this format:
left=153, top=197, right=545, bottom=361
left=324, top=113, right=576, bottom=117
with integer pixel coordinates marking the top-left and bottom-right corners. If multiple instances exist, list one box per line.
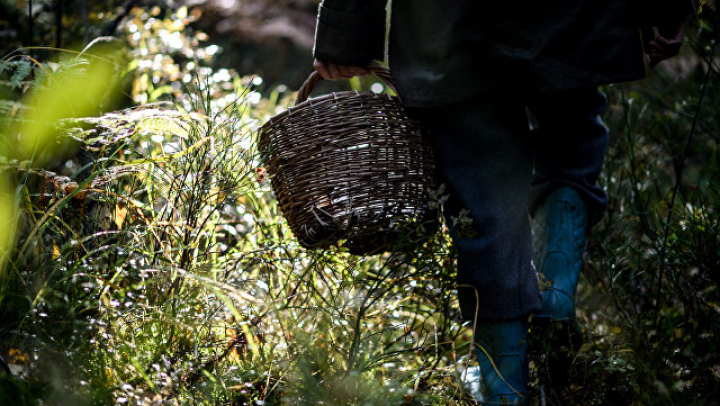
left=296, top=61, right=400, bottom=105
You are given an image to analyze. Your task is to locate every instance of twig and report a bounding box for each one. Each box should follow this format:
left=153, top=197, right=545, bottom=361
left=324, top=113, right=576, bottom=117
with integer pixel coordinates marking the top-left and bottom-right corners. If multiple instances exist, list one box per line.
left=653, top=32, right=718, bottom=326
left=186, top=332, right=247, bottom=387
left=54, top=0, right=63, bottom=49
left=28, top=0, right=34, bottom=80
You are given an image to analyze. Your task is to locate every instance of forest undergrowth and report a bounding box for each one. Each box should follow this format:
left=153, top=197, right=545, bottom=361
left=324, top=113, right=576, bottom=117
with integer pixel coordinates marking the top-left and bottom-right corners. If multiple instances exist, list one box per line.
left=0, top=2, right=719, bottom=406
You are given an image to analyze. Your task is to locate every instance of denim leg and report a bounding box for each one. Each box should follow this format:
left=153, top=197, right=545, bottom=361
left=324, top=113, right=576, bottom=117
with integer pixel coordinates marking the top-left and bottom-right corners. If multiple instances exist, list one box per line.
left=410, top=95, right=542, bottom=322
left=526, top=87, right=609, bottom=224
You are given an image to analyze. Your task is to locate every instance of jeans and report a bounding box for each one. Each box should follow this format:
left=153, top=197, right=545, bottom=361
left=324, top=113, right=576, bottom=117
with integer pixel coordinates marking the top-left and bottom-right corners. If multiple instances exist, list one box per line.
left=408, top=87, right=609, bottom=322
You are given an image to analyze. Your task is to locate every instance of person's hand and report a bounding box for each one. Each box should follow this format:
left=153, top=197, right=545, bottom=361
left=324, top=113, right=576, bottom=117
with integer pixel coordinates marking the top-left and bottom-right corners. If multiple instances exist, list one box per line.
left=313, top=58, right=370, bottom=80
left=642, top=23, right=685, bottom=67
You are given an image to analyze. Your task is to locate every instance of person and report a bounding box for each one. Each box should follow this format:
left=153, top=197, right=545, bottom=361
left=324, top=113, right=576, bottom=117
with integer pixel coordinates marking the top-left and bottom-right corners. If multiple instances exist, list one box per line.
left=310, top=0, right=693, bottom=404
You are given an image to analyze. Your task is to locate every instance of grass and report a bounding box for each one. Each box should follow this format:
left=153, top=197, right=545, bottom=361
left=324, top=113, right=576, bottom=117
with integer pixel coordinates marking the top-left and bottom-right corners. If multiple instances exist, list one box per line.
left=0, top=4, right=719, bottom=406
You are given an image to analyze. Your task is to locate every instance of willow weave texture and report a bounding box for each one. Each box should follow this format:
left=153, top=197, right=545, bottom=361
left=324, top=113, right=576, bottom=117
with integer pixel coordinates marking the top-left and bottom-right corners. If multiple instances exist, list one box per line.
left=259, top=67, right=438, bottom=254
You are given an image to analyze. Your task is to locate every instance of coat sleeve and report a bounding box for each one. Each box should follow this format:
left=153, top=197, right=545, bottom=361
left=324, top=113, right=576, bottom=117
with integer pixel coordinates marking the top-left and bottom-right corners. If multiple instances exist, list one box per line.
left=632, top=0, right=695, bottom=26
left=313, top=0, right=388, bottom=66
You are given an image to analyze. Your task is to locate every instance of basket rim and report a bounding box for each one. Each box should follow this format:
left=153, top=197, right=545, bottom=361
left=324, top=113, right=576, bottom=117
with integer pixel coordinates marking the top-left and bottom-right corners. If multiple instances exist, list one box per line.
left=261, top=90, right=397, bottom=128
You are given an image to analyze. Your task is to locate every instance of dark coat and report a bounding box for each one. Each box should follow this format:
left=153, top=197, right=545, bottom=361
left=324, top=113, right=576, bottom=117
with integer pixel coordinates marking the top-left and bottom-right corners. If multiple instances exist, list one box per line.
left=313, top=0, right=693, bottom=107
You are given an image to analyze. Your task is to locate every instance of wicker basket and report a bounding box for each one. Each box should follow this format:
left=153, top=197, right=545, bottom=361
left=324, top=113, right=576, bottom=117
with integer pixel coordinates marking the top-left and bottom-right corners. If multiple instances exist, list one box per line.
left=258, top=63, right=438, bottom=254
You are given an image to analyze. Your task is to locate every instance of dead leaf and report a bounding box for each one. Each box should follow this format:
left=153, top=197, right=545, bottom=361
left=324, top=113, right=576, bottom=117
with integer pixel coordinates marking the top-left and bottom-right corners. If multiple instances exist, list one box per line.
left=115, top=205, right=128, bottom=229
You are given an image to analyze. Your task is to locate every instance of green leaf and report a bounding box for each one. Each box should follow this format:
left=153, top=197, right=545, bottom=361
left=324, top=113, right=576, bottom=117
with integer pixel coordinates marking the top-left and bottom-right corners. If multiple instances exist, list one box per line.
left=9, top=61, right=33, bottom=90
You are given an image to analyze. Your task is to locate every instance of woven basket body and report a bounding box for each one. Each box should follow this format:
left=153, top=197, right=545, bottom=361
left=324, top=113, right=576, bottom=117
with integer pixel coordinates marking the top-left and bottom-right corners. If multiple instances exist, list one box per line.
left=259, top=66, right=437, bottom=254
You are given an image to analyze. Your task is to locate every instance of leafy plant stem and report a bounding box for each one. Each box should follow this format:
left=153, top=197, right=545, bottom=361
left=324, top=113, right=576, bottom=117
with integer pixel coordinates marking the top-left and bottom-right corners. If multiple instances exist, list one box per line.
left=652, top=32, right=718, bottom=329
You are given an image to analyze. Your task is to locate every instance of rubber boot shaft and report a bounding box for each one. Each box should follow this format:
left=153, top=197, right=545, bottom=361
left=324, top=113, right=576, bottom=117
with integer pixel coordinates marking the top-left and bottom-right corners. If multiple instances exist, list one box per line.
left=470, top=320, right=528, bottom=405
left=532, top=187, right=587, bottom=321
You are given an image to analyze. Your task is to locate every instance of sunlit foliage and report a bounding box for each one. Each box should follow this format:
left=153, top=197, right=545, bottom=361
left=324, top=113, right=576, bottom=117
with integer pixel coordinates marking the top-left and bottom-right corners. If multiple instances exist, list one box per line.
left=0, top=2, right=718, bottom=406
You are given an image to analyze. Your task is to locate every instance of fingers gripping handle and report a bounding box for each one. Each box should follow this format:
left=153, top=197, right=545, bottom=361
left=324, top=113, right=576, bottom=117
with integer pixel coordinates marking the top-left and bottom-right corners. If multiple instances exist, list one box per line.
left=296, top=62, right=400, bottom=105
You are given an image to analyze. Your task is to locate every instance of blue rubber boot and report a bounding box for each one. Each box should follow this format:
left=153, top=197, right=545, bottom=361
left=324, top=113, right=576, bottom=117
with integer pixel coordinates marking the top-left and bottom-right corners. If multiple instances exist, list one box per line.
left=530, top=187, right=587, bottom=389
left=466, top=320, right=528, bottom=405
left=532, top=187, right=587, bottom=326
